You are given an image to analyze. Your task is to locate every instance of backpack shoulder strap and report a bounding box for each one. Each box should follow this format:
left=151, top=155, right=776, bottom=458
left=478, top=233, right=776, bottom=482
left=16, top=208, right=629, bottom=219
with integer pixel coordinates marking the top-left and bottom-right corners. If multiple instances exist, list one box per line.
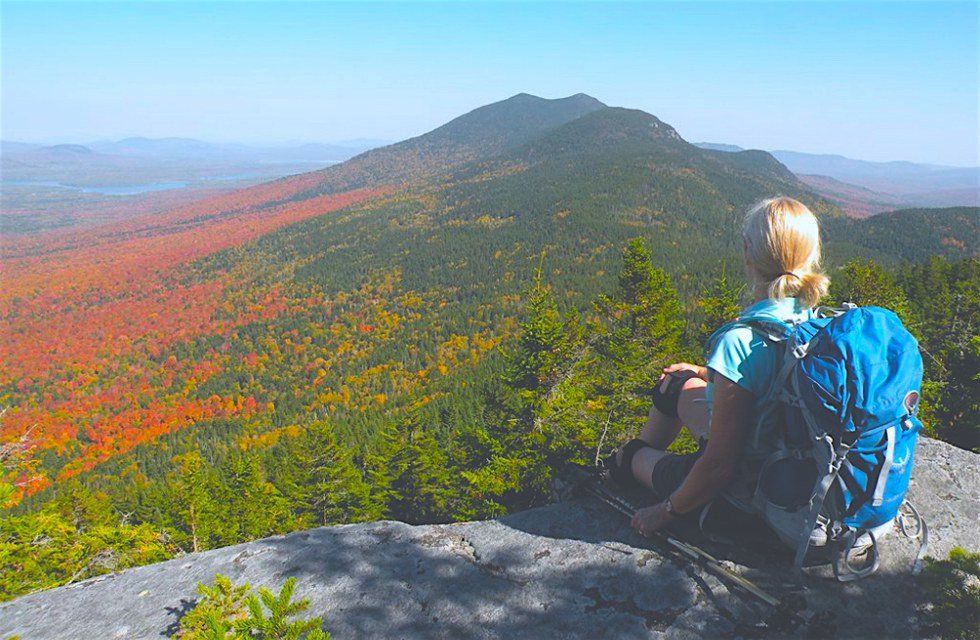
left=703, top=313, right=794, bottom=360
left=814, top=302, right=858, bottom=318
left=704, top=318, right=741, bottom=356
left=738, top=314, right=795, bottom=343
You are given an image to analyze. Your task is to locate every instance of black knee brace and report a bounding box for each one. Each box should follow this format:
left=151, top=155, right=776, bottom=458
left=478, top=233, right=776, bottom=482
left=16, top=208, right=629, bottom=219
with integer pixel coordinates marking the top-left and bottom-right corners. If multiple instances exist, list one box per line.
left=604, top=438, right=650, bottom=490
left=651, top=370, right=699, bottom=418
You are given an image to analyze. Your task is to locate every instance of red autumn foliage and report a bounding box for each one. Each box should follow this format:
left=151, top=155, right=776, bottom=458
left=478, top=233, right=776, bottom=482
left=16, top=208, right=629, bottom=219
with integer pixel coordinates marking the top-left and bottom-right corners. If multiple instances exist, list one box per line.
left=0, top=179, right=387, bottom=492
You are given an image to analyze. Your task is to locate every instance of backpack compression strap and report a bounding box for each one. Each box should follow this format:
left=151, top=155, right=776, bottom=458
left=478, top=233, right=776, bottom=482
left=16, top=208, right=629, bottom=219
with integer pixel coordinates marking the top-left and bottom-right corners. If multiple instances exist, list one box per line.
left=898, top=500, right=930, bottom=575
left=833, top=528, right=881, bottom=582
left=832, top=501, right=929, bottom=582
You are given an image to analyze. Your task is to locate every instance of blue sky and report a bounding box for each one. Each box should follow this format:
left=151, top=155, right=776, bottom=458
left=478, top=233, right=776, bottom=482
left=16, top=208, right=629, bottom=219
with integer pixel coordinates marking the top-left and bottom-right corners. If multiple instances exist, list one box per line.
left=2, top=1, right=977, bottom=165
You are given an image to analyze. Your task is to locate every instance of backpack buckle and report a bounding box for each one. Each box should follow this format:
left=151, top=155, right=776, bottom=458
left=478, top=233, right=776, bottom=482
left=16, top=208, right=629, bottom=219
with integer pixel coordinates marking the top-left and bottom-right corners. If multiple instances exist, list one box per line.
left=793, top=343, right=810, bottom=359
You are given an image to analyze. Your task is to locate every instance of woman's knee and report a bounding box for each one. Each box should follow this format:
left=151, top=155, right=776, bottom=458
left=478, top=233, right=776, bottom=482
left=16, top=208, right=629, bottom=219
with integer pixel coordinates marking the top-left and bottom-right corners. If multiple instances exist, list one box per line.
left=651, top=371, right=702, bottom=419
left=641, top=377, right=707, bottom=447
left=678, top=379, right=710, bottom=439
left=682, top=377, right=707, bottom=393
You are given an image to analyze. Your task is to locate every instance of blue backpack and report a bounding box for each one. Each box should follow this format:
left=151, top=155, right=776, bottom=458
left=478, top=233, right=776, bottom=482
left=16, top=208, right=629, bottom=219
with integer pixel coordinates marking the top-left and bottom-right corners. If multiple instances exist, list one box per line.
left=709, top=304, right=929, bottom=581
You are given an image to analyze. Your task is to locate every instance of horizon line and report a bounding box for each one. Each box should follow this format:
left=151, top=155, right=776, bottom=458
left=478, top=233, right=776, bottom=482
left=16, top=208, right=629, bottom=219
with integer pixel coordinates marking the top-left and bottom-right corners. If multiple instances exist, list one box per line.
left=3, top=134, right=977, bottom=170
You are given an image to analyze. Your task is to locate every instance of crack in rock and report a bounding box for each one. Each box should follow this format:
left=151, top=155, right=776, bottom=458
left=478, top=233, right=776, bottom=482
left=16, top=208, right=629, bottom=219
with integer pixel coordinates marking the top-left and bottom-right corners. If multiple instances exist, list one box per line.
left=582, top=586, right=686, bottom=632
left=418, top=528, right=529, bottom=585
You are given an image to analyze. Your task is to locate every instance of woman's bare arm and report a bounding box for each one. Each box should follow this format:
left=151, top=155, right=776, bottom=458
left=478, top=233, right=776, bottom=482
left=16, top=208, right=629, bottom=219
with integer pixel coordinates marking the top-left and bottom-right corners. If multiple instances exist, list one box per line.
left=669, top=373, right=753, bottom=512
left=662, top=362, right=709, bottom=381
left=631, top=373, right=753, bottom=535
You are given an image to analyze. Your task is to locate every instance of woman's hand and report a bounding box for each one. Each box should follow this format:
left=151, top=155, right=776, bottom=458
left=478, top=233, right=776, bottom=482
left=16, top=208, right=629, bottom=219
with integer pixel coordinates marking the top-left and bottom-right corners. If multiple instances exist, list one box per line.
left=630, top=502, right=675, bottom=537
left=661, top=362, right=708, bottom=382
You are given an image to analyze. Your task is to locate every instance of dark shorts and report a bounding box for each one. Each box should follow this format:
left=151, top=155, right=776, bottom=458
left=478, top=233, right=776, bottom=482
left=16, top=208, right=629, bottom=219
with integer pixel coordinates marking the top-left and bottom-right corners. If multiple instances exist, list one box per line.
left=650, top=441, right=706, bottom=506
left=649, top=440, right=770, bottom=532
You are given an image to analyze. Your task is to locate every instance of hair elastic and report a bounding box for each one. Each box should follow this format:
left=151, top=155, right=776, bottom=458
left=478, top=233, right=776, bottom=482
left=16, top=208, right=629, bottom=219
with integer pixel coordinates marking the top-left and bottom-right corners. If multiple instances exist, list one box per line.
left=779, top=271, right=802, bottom=281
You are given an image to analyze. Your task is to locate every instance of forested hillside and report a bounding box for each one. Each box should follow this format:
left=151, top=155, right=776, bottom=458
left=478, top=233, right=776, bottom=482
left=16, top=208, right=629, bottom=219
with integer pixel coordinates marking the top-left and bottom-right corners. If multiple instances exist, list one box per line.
left=2, top=94, right=977, bottom=601
left=823, top=206, right=979, bottom=261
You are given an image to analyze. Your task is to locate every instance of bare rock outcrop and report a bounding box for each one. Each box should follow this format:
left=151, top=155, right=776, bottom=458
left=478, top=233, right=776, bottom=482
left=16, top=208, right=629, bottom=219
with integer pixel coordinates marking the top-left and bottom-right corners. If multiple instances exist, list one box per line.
left=2, top=437, right=977, bottom=639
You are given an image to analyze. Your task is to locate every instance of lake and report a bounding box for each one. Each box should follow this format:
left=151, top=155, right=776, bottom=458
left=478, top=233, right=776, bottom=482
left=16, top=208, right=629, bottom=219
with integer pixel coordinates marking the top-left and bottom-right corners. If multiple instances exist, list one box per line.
left=5, top=180, right=190, bottom=196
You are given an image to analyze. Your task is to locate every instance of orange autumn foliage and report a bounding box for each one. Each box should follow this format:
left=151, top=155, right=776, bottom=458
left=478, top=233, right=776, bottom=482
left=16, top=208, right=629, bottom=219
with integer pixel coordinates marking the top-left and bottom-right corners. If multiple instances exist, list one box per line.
left=0, top=181, right=387, bottom=491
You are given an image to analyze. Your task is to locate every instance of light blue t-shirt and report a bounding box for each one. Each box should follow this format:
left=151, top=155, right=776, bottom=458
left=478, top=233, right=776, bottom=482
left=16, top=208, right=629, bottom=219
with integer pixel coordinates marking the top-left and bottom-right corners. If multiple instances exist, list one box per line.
left=704, top=297, right=814, bottom=412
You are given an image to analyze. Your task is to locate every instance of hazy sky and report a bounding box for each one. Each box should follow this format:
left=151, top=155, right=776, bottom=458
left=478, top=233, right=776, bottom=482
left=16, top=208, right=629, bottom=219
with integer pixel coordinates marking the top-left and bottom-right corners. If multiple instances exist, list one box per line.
left=2, top=1, right=978, bottom=166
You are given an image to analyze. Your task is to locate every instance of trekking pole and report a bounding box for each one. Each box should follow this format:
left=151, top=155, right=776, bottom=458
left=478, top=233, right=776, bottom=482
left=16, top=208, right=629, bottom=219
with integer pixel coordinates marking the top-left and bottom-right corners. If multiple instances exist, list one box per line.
left=578, top=478, right=791, bottom=613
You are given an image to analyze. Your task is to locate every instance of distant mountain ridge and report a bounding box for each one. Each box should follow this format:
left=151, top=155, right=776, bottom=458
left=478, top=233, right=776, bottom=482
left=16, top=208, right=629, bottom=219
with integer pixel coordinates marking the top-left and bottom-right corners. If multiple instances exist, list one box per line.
left=247, top=93, right=975, bottom=274
left=86, top=137, right=378, bottom=162
left=42, top=144, right=94, bottom=155
left=416, top=92, right=608, bottom=154
left=294, top=94, right=812, bottom=206
left=694, top=142, right=743, bottom=153
left=0, top=137, right=385, bottom=233
left=695, top=142, right=980, bottom=210
left=1, top=137, right=382, bottom=166
left=458, top=104, right=810, bottom=221
left=254, top=93, right=841, bottom=304
left=516, top=106, right=685, bottom=158
left=240, top=92, right=973, bottom=295
left=796, top=173, right=907, bottom=218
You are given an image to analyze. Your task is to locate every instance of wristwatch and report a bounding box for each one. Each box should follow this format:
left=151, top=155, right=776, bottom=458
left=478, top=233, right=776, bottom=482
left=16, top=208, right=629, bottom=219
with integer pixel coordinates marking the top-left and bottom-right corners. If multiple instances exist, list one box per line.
left=665, top=495, right=684, bottom=517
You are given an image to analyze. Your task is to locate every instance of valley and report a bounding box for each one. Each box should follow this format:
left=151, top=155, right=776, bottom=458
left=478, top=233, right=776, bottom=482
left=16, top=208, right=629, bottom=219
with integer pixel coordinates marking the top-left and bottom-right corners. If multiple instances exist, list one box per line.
left=0, top=138, right=381, bottom=233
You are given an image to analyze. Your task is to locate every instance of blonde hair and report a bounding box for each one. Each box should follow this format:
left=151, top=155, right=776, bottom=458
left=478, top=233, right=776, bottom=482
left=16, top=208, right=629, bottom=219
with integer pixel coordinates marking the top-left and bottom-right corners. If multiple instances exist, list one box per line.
left=742, top=197, right=829, bottom=308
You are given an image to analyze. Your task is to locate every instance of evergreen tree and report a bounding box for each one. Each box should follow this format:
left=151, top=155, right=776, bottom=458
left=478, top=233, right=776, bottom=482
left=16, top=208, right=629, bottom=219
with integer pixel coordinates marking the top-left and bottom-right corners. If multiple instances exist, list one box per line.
left=268, top=424, right=374, bottom=527
left=0, top=497, right=171, bottom=601
left=504, top=276, right=572, bottom=413
left=216, top=453, right=293, bottom=545
left=692, top=266, right=746, bottom=346
left=589, top=238, right=686, bottom=455
left=302, top=424, right=373, bottom=526
left=50, top=479, right=115, bottom=530
left=829, top=260, right=915, bottom=327
left=917, top=547, right=980, bottom=640
left=899, top=257, right=979, bottom=450
left=175, top=574, right=330, bottom=640
left=360, top=423, right=404, bottom=520
left=387, top=427, right=456, bottom=524
left=462, top=277, right=577, bottom=516
left=167, top=451, right=220, bottom=553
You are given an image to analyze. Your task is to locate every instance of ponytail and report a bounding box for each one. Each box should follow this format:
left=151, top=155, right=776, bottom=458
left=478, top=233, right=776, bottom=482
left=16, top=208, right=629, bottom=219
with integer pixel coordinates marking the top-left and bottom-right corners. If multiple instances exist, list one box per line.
left=743, top=197, right=830, bottom=308
left=768, top=270, right=829, bottom=308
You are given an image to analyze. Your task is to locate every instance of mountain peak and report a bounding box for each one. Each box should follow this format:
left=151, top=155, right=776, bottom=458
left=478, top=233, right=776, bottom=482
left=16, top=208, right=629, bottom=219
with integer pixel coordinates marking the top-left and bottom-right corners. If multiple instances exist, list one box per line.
left=414, top=92, right=610, bottom=154
left=506, top=92, right=545, bottom=101
left=589, top=107, right=683, bottom=139
left=567, top=91, right=605, bottom=103
left=504, top=92, right=604, bottom=107
left=305, top=92, right=610, bottom=191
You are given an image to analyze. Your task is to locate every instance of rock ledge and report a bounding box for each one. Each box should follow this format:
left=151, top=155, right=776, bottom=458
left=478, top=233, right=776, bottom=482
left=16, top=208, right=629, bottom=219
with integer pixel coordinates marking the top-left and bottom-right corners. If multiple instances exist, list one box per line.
left=2, top=438, right=977, bottom=639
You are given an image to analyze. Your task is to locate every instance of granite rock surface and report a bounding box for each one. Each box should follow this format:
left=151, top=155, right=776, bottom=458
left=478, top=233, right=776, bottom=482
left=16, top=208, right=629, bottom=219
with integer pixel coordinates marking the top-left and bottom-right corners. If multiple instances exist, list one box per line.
left=2, top=437, right=977, bottom=639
